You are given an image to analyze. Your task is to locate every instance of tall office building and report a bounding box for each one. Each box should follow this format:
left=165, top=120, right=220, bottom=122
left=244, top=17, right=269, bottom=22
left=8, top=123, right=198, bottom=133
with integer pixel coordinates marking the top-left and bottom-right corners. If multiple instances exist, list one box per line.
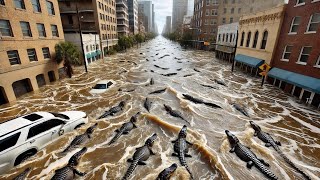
left=128, top=0, right=139, bottom=34
left=164, top=16, right=172, bottom=34
left=58, top=0, right=118, bottom=56
left=116, top=0, right=129, bottom=36
left=172, top=0, right=188, bottom=32
left=138, top=1, right=153, bottom=32
left=152, top=4, right=155, bottom=32
left=0, top=0, right=64, bottom=104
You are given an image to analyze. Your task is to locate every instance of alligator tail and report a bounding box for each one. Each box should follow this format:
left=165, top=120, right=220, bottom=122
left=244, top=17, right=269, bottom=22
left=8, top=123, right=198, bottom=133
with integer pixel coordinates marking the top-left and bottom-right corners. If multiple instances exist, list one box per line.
left=108, top=130, right=123, bottom=145
left=98, top=111, right=110, bottom=119
left=276, top=149, right=311, bottom=180
left=179, top=151, right=193, bottom=179
left=122, top=160, right=138, bottom=180
left=253, top=158, right=278, bottom=180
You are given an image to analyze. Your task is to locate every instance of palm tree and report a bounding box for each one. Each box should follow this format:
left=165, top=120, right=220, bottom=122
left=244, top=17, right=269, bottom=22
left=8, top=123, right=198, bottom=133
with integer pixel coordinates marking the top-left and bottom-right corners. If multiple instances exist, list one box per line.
left=55, top=42, right=81, bottom=78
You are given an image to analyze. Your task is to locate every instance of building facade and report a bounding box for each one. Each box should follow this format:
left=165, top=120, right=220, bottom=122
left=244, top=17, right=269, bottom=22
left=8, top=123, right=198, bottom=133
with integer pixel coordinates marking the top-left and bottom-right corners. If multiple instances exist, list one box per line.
left=268, top=0, right=320, bottom=108
left=64, top=33, right=101, bottom=65
left=0, top=0, right=64, bottom=105
left=116, top=0, right=129, bottom=36
left=164, top=16, right=172, bottom=34
left=172, top=0, right=189, bottom=32
left=192, top=0, right=219, bottom=42
left=215, top=22, right=238, bottom=61
left=128, top=0, right=139, bottom=34
left=138, top=1, right=153, bottom=32
left=235, top=5, right=285, bottom=74
left=58, top=0, right=117, bottom=57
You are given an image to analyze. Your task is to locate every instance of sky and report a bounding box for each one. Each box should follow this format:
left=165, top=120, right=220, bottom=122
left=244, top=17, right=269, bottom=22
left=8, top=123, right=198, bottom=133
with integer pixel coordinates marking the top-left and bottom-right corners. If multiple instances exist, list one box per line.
left=147, top=0, right=173, bottom=33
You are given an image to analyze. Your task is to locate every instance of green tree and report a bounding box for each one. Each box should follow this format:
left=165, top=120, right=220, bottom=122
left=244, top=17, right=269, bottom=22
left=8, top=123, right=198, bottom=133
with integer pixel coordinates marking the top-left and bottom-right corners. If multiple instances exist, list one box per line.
left=135, top=33, right=144, bottom=47
left=180, top=32, right=193, bottom=47
left=55, top=41, right=81, bottom=78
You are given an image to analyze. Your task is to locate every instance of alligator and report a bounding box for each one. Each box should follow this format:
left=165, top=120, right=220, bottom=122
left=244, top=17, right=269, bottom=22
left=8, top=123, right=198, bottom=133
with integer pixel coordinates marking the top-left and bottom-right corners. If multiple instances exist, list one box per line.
left=193, top=68, right=201, bottom=72
left=98, top=101, right=125, bottom=119
left=225, top=130, right=278, bottom=180
left=51, top=147, right=87, bottom=180
left=250, top=121, right=311, bottom=180
left=61, top=123, right=98, bottom=153
left=159, top=54, right=170, bottom=59
left=182, top=94, right=221, bottom=108
left=200, top=84, right=218, bottom=89
left=183, top=74, right=193, bottom=77
left=146, top=59, right=149, bottom=61
left=176, top=68, right=182, bottom=71
left=122, top=134, right=157, bottom=180
left=154, top=65, right=169, bottom=70
left=13, top=168, right=31, bottom=180
left=150, top=78, right=154, bottom=85
left=161, top=73, right=177, bottom=77
left=149, top=88, right=166, bottom=94
left=232, top=103, right=249, bottom=117
left=144, top=98, right=152, bottom=112
left=150, top=70, right=154, bottom=73
left=157, top=163, right=178, bottom=180
left=212, top=79, right=227, bottom=86
left=156, top=53, right=159, bottom=55
left=163, top=104, right=190, bottom=125
left=108, top=113, right=139, bottom=145
left=172, top=125, right=193, bottom=179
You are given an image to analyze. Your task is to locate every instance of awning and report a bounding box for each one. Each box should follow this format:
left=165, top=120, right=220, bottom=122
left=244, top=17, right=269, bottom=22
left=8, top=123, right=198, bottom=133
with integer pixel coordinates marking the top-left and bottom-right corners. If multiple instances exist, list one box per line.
left=97, top=50, right=102, bottom=55
left=235, top=54, right=264, bottom=68
left=86, top=53, right=92, bottom=58
left=91, top=51, right=97, bottom=57
left=268, top=67, right=320, bottom=94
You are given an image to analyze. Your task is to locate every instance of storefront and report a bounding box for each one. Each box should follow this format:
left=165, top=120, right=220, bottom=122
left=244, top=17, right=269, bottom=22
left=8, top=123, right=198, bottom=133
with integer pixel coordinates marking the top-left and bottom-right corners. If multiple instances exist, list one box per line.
left=234, top=54, right=265, bottom=76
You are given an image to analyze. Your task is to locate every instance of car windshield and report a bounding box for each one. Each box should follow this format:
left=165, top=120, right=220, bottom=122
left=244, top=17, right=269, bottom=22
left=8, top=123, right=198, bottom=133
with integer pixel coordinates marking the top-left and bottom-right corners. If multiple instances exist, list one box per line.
left=50, top=112, right=70, bottom=119
left=93, top=84, right=107, bottom=89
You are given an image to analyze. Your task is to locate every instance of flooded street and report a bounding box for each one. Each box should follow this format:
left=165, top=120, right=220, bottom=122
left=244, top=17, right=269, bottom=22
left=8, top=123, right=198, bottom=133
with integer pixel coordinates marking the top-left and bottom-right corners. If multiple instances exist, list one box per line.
left=0, top=36, right=319, bottom=180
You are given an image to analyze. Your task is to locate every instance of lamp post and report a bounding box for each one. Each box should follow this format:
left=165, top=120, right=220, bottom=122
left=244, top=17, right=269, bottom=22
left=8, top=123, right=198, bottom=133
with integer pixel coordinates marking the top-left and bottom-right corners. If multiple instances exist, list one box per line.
left=231, top=30, right=239, bottom=72
left=76, top=2, right=88, bottom=73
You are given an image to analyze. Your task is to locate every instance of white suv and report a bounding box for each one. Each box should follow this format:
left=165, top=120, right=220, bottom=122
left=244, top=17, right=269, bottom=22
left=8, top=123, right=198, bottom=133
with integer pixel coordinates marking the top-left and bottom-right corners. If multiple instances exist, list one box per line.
left=0, top=111, right=88, bottom=174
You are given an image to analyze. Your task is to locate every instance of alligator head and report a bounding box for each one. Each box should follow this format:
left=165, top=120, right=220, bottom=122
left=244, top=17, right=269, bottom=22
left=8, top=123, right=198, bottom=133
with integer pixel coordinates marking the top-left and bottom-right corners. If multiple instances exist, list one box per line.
left=119, top=101, right=125, bottom=108
left=130, top=112, right=140, bottom=123
left=145, top=133, right=157, bottom=147
left=68, top=147, right=87, bottom=167
left=86, top=123, right=98, bottom=134
left=225, top=130, right=239, bottom=145
left=178, top=125, right=188, bottom=139
left=166, top=163, right=178, bottom=175
left=250, top=121, right=261, bottom=136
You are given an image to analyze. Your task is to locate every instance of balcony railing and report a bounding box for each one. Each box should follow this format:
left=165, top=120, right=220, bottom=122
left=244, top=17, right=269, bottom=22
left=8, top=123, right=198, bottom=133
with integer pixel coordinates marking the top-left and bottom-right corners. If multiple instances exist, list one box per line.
left=59, top=6, right=94, bottom=13
left=116, top=0, right=128, bottom=8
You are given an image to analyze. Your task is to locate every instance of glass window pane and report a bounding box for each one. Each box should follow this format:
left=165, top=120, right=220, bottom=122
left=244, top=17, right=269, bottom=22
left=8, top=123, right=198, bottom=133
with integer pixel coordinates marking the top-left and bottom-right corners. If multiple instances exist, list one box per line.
left=0, top=20, right=13, bottom=36
left=302, top=47, right=312, bottom=54
left=14, top=0, right=25, bottom=9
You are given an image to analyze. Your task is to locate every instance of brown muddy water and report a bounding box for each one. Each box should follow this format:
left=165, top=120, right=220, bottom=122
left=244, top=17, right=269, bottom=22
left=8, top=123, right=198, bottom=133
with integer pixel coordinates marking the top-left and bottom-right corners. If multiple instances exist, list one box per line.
left=0, top=36, right=319, bottom=180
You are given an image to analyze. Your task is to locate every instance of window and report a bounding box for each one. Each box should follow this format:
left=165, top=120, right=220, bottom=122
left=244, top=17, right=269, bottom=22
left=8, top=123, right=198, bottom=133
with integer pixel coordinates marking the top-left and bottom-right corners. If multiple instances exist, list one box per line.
left=218, top=34, right=221, bottom=42
left=289, top=16, right=301, bottom=33
left=24, top=113, right=43, bottom=121
left=206, top=9, right=209, bottom=16
left=238, top=8, right=241, bottom=13
left=211, top=9, right=217, bottom=16
left=86, top=45, right=89, bottom=52
left=260, top=31, right=268, bottom=49
left=297, top=47, right=312, bottom=64
left=20, top=21, right=32, bottom=37
left=0, top=0, right=4, bottom=5
left=27, top=119, right=65, bottom=139
left=46, top=0, right=55, bottom=15
left=222, top=34, right=225, bottom=41
left=231, top=8, right=234, bottom=14
left=223, top=8, right=226, bottom=14
left=226, top=33, right=229, bottom=42
left=32, top=0, right=41, bottom=12
left=14, top=0, right=25, bottom=9
left=252, top=31, right=259, bottom=48
left=0, top=133, right=21, bottom=152
left=222, top=18, right=226, bottom=24
left=7, top=50, right=21, bottom=65
left=240, top=32, right=245, bottom=46
left=316, top=55, right=320, bottom=67
left=296, top=0, right=305, bottom=5
left=51, top=25, right=58, bottom=37
left=307, top=13, right=320, bottom=32
left=0, top=20, right=13, bottom=37
left=27, top=49, right=37, bottom=62
left=37, top=23, right=46, bottom=37
left=246, top=32, right=251, bottom=47
left=229, top=34, right=232, bottom=42
left=282, top=45, right=293, bottom=61
left=42, top=47, right=50, bottom=59
left=206, top=0, right=209, bottom=5
left=204, top=19, right=208, bottom=25
left=230, top=17, right=233, bottom=23
left=68, top=15, right=73, bottom=24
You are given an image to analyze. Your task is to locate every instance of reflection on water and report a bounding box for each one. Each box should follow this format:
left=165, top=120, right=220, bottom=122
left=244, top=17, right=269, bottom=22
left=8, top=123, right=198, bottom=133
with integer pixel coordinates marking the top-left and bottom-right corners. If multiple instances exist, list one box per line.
left=0, top=36, right=319, bottom=180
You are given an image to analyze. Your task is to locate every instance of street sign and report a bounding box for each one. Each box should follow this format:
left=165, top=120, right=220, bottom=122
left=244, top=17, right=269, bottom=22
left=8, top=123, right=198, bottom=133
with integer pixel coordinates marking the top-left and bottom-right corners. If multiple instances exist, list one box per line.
left=259, top=63, right=271, bottom=71
left=259, top=71, right=267, bottom=76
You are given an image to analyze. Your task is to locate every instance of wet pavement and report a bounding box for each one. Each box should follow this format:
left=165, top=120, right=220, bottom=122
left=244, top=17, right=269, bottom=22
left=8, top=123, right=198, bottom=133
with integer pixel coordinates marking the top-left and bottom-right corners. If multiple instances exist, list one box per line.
left=0, top=36, right=319, bottom=180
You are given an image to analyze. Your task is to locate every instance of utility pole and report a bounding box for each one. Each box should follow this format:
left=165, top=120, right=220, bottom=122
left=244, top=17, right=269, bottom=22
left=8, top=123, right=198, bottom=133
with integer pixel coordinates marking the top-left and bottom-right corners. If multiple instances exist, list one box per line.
left=231, top=30, right=239, bottom=72
left=76, top=2, right=88, bottom=73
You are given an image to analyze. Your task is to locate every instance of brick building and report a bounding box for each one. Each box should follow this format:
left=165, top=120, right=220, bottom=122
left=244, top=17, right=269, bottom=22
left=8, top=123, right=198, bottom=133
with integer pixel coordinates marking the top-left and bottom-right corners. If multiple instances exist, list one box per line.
left=0, top=0, right=64, bottom=105
left=268, top=0, right=320, bottom=108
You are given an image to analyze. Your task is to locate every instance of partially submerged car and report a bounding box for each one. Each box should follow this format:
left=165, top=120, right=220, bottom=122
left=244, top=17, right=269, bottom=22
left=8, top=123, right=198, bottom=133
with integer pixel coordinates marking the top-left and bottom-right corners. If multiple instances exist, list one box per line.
left=89, top=80, right=114, bottom=94
left=0, top=111, right=88, bottom=174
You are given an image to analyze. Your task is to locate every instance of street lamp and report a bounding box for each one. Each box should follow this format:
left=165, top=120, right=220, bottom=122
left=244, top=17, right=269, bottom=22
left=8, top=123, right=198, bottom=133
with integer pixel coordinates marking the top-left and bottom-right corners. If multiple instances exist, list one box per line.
left=76, top=2, right=88, bottom=73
